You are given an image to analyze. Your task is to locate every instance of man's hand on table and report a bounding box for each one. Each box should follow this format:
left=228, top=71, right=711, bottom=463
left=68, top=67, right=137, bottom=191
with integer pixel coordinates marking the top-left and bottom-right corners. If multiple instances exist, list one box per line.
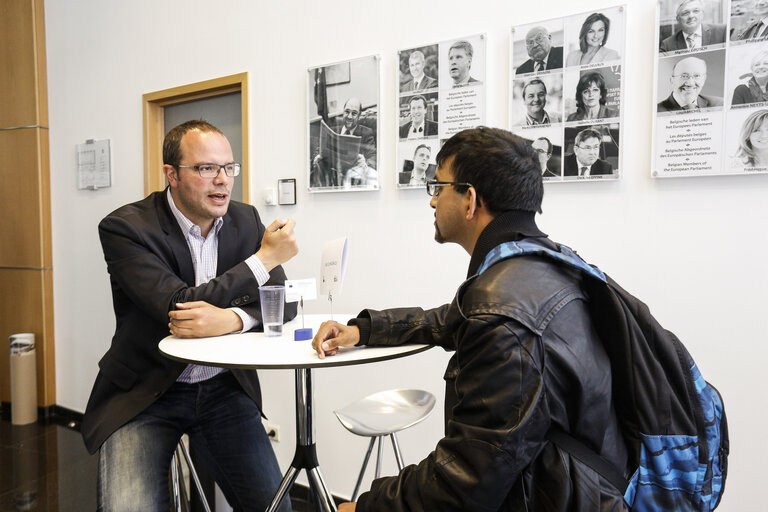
left=168, top=301, right=242, bottom=338
left=312, top=321, right=360, bottom=358
left=337, top=503, right=357, bottom=511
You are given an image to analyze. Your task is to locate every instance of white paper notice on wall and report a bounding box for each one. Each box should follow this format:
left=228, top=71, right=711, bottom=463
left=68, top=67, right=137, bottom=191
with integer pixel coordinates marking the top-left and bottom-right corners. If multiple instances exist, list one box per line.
left=319, top=237, right=348, bottom=298
left=285, top=278, right=318, bottom=303
left=77, top=139, right=112, bottom=190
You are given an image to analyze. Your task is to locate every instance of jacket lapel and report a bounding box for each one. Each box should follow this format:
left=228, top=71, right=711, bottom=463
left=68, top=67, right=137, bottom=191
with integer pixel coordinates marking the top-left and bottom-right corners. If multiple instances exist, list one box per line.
left=156, top=189, right=196, bottom=286
left=217, top=213, right=239, bottom=275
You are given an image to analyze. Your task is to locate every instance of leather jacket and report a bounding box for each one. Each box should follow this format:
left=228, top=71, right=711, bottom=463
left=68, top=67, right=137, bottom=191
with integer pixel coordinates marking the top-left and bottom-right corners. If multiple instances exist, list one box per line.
left=353, top=213, right=629, bottom=511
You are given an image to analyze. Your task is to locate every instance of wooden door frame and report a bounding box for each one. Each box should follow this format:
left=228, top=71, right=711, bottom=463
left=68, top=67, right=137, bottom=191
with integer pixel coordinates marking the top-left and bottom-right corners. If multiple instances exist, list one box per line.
left=142, top=72, right=250, bottom=201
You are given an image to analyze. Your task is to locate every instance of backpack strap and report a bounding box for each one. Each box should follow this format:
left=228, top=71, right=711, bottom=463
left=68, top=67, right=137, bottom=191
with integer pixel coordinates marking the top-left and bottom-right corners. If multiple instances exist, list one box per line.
left=478, top=240, right=629, bottom=494
left=477, top=240, right=607, bottom=284
left=548, top=426, right=629, bottom=494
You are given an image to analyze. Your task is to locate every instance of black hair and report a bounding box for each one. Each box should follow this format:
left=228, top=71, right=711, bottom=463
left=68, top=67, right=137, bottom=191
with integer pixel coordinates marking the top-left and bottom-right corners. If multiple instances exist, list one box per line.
left=436, top=126, right=543, bottom=214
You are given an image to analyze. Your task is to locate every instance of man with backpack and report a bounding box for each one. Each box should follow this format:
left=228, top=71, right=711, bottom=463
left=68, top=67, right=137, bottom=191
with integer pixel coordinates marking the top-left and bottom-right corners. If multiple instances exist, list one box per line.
left=314, top=126, right=628, bottom=511
left=313, top=126, right=727, bottom=512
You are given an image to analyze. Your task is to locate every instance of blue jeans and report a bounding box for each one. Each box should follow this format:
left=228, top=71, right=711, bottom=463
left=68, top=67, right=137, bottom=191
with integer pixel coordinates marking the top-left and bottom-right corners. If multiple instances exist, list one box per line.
left=97, top=371, right=291, bottom=512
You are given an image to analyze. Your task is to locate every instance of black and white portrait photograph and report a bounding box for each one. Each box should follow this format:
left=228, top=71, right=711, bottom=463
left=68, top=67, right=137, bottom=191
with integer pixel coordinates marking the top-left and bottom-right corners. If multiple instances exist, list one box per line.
left=397, top=139, right=440, bottom=189
left=308, top=55, right=380, bottom=192
left=563, top=6, right=625, bottom=67
left=511, top=125, right=565, bottom=181
left=563, top=124, right=620, bottom=179
left=727, top=43, right=768, bottom=107
left=659, top=0, right=727, bottom=53
left=511, top=74, right=564, bottom=127
left=511, top=8, right=624, bottom=185
left=564, top=66, right=621, bottom=122
left=398, top=92, right=439, bottom=140
left=726, top=106, right=768, bottom=172
left=512, top=19, right=565, bottom=75
left=440, top=36, right=485, bottom=88
left=656, top=49, right=725, bottom=113
left=399, top=45, right=439, bottom=93
left=730, top=0, right=768, bottom=42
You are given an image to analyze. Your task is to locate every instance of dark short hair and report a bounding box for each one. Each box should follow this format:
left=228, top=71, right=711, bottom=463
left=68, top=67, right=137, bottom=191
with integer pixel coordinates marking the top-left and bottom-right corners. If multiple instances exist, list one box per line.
left=409, top=95, right=428, bottom=108
left=579, top=12, right=611, bottom=54
left=163, top=120, right=223, bottom=167
left=533, top=137, right=553, bottom=154
left=449, top=40, right=474, bottom=59
left=575, top=128, right=602, bottom=146
left=414, top=144, right=431, bottom=157
left=522, top=78, right=547, bottom=98
left=436, top=126, right=543, bottom=214
left=575, top=72, right=608, bottom=113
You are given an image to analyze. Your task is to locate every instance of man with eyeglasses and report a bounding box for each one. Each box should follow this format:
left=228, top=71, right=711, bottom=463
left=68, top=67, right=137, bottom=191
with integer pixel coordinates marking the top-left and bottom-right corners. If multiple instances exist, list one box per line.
left=659, top=0, right=726, bottom=53
left=312, top=126, right=629, bottom=511
left=657, top=56, right=723, bottom=111
left=83, top=120, right=297, bottom=511
left=531, top=136, right=560, bottom=177
left=312, top=97, right=377, bottom=188
left=564, top=128, right=613, bottom=177
left=516, top=26, right=564, bottom=74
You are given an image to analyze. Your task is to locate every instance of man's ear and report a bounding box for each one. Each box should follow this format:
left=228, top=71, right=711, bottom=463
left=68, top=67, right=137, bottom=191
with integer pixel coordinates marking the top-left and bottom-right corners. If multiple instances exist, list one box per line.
left=163, top=165, right=179, bottom=187
left=465, top=187, right=479, bottom=220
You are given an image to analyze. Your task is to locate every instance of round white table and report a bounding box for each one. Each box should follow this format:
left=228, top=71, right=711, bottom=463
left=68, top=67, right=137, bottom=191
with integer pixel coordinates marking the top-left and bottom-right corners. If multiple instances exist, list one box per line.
left=158, top=314, right=431, bottom=512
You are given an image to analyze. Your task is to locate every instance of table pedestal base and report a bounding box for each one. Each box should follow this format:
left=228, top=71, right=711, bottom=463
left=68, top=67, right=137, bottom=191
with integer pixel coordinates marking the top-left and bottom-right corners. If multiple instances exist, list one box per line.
left=266, top=369, right=336, bottom=512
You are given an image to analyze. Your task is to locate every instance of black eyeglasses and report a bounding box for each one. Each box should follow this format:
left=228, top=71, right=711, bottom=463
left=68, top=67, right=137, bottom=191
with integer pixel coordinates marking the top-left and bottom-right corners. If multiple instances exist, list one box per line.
left=176, top=163, right=241, bottom=178
left=426, top=180, right=473, bottom=197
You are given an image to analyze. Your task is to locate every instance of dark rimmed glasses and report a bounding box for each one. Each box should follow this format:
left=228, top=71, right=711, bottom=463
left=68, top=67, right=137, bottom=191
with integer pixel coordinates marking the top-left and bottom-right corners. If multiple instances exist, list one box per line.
left=426, top=180, right=474, bottom=197
left=176, top=163, right=241, bottom=178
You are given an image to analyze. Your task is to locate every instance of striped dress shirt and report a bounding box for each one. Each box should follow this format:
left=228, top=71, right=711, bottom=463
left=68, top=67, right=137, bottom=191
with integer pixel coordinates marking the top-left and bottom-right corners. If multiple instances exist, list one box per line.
left=167, top=189, right=269, bottom=383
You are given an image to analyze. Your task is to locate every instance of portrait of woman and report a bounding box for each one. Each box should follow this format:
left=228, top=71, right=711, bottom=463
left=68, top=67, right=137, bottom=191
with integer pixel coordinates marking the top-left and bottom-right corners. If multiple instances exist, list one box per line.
left=734, top=109, right=768, bottom=167
left=566, top=72, right=619, bottom=121
left=565, top=12, right=620, bottom=67
left=732, top=50, right=768, bottom=106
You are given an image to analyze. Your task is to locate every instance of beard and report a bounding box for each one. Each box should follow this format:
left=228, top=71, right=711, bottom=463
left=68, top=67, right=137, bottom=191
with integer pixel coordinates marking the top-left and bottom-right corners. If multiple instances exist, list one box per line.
left=434, top=220, right=446, bottom=244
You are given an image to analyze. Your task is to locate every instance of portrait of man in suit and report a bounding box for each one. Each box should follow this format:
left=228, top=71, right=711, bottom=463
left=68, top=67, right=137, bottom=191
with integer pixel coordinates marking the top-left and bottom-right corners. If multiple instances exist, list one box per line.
left=660, top=0, right=726, bottom=52
left=399, top=95, right=438, bottom=139
left=516, top=26, right=564, bottom=74
left=531, top=137, right=561, bottom=178
left=449, top=40, right=482, bottom=87
left=657, top=56, right=723, bottom=111
left=564, top=128, right=613, bottom=176
left=401, top=50, right=438, bottom=92
left=735, top=0, right=768, bottom=40
left=82, top=120, right=298, bottom=510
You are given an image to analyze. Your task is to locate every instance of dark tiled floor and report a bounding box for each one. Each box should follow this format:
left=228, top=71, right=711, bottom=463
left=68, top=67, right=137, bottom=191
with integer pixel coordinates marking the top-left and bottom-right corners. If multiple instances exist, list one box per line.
left=0, top=416, right=326, bottom=511
left=0, top=418, right=97, bottom=511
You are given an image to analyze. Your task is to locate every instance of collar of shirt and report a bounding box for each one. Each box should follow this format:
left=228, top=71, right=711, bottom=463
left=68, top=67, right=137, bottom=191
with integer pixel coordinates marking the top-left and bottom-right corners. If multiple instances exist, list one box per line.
left=576, top=162, right=592, bottom=176
left=453, top=76, right=471, bottom=87
left=166, top=188, right=223, bottom=240
left=686, top=27, right=702, bottom=43
left=526, top=111, right=550, bottom=125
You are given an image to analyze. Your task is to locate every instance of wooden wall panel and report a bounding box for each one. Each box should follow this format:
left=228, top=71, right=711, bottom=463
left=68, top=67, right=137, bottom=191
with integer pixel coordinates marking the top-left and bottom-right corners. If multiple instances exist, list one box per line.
left=0, top=0, right=54, bottom=408
left=0, top=0, right=47, bottom=127
left=0, top=269, right=55, bottom=406
left=0, top=129, right=46, bottom=268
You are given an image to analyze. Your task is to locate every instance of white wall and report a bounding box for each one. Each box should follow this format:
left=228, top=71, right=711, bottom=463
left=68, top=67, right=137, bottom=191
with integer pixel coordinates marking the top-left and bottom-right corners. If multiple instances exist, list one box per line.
left=45, top=0, right=766, bottom=509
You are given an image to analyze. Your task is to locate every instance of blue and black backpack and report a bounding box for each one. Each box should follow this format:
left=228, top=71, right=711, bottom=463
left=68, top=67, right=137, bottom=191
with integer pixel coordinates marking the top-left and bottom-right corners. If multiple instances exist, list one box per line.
left=477, top=240, right=729, bottom=511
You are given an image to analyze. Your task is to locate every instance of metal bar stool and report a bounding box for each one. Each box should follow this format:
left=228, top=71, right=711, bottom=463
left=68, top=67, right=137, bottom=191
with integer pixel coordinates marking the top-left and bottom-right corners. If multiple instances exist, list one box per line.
left=170, top=438, right=211, bottom=512
left=333, top=389, right=436, bottom=501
